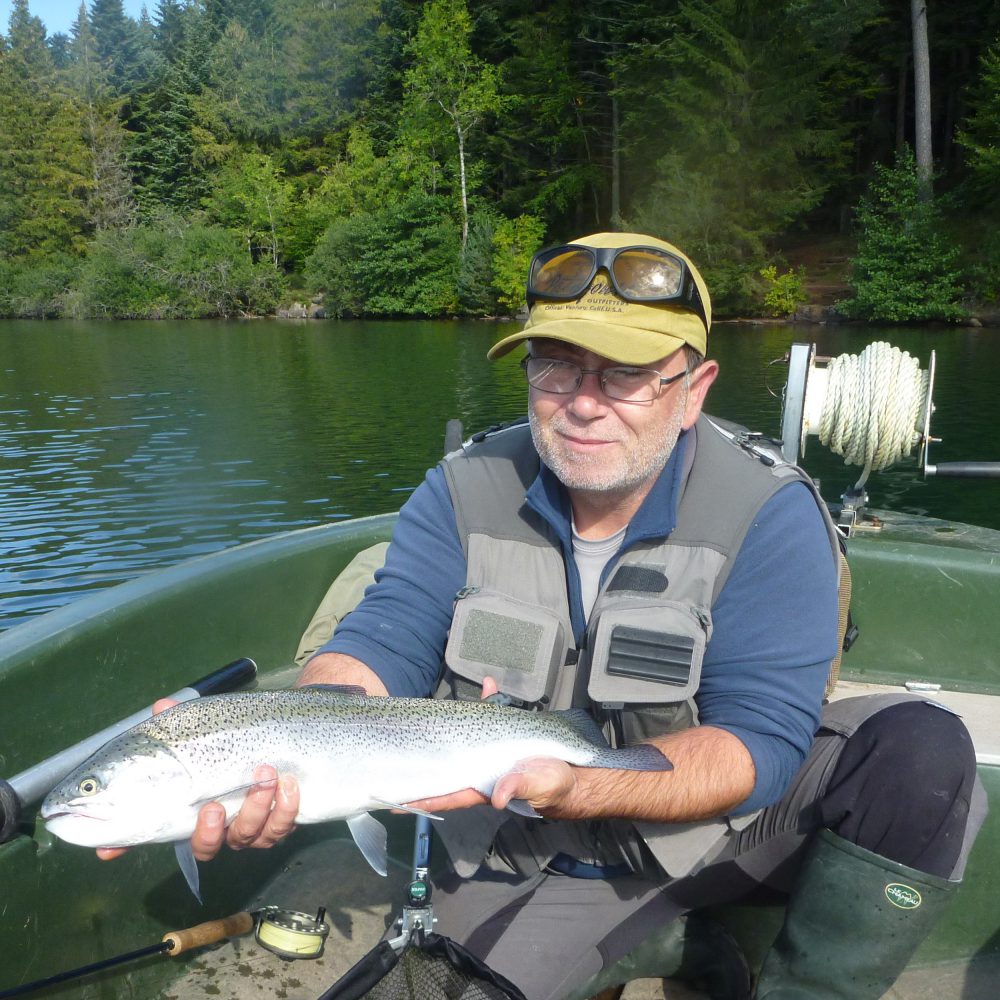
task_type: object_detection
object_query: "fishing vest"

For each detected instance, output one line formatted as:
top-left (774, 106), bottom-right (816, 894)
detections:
top-left (437, 414), bottom-right (843, 878)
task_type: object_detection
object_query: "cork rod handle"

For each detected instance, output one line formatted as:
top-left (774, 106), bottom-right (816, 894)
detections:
top-left (163, 911), bottom-right (255, 955)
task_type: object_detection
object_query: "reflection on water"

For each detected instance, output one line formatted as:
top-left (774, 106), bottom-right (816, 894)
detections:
top-left (1, 319), bottom-right (998, 630)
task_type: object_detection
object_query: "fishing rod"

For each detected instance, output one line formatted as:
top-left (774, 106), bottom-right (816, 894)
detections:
top-left (0, 911), bottom-right (255, 999)
top-left (0, 904), bottom-right (331, 998)
top-left (0, 657), bottom-right (258, 843)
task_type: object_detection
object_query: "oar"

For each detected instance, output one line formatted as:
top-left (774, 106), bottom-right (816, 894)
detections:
top-left (0, 910), bottom-right (255, 998)
top-left (0, 657), bottom-right (257, 843)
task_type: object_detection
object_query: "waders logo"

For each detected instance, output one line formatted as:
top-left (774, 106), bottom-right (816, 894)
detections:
top-left (885, 882), bottom-right (922, 909)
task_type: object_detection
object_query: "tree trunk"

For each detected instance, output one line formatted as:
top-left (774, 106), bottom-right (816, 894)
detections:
top-left (610, 86), bottom-right (622, 229)
top-left (910, 0), bottom-right (933, 198)
top-left (456, 118), bottom-right (469, 250)
top-left (896, 56), bottom-right (908, 153)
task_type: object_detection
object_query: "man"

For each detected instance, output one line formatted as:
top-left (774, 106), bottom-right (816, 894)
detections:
top-left (131, 233), bottom-right (983, 999)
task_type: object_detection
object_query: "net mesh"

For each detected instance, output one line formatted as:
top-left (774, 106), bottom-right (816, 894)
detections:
top-left (321, 934), bottom-right (527, 1000)
top-left (365, 947), bottom-right (513, 1000)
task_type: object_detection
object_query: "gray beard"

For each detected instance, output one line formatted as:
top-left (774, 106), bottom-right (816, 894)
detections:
top-left (528, 390), bottom-right (687, 503)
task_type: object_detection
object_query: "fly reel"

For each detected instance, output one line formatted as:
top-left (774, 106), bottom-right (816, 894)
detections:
top-left (255, 906), bottom-right (330, 960)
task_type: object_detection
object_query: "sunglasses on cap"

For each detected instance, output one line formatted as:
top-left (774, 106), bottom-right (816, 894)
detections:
top-left (526, 243), bottom-right (708, 330)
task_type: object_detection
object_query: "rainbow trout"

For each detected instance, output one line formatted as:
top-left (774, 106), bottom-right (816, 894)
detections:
top-left (41, 687), bottom-right (670, 899)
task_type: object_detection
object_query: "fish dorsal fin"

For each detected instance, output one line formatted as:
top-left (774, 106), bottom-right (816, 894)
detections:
top-left (346, 813), bottom-right (389, 876)
top-left (300, 684), bottom-right (368, 697)
top-left (174, 841), bottom-right (202, 903)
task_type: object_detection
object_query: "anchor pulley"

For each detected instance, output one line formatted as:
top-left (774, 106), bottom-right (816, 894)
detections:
top-left (779, 341), bottom-right (1000, 534)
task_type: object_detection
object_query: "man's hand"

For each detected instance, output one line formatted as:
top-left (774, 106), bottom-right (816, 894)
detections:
top-left (188, 763), bottom-right (299, 860)
top-left (491, 757), bottom-right (578, 816)
top-left (404, 756), bottom-right (579, 817)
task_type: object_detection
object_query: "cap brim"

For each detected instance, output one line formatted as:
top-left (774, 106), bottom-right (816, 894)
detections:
top-left (487, 317), bottom-right (690, 366)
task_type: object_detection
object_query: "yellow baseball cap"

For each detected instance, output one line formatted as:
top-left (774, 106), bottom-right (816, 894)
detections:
top-left (488, 232), bottom-right (711, 365)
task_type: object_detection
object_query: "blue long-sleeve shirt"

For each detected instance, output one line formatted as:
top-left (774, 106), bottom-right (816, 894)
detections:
top-left (321, 428), bottom-right (840, 814)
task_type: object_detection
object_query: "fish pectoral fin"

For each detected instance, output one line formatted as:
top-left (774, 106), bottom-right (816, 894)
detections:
top-left (190, 782), bottom-right (258, 810)
top-left (346, 813), bottom-right (389, 877)
top-left (174, 841), bottom-right (202, 904)
top-left (371, 798), bottom-right (443, 821)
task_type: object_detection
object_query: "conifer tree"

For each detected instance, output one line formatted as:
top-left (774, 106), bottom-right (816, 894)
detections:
top-left (152, 0), bottom-right (185, 62)
top-left (842, 145), bottom-right (964, 321)
top-left (627, 0), bottom-right (868, 304)
top-left (6, 0), bottom-right (53, 81)
top-left (90, 0), bottom-right (145, 91)
top-left (129, 69), bottom-right (204, 214)
top-left (0, 40), bottom-right (90, 259)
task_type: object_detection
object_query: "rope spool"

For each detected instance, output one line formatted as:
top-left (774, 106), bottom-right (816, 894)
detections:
top-left (812, 342), bottom-right (929, 488)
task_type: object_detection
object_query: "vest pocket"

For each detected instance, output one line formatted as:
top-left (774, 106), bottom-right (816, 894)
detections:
top-left (586, 599), bottom-right (712, 706)
top-left (445, 587), bottom-right (569, 704)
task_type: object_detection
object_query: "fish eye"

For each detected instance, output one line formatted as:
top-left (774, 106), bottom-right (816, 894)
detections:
top-left (78, 776), bottom-right (101, 796)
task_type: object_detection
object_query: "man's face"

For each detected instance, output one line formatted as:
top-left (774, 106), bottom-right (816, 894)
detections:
top-left (527, 339), bottom-right (716, 500)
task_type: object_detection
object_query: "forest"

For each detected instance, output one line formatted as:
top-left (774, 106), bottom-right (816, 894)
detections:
top-left (2, 0), bottom-right (1000, 322)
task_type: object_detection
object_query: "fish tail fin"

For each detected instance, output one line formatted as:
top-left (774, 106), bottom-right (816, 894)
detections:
top-left (553, 708), bottom-right (612, 746)
top-left (598, 743), bottom-right (673, 772)
top-left (174, 840), bottom-right (202, 904)
top-left (555, 709), bottom-right (673, 772)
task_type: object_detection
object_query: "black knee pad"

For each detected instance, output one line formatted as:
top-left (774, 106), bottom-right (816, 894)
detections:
top-left (819, 700), bottom-right (977, 876)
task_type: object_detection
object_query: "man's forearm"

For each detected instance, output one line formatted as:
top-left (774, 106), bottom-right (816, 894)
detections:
top-left (296, 652), bottom-right (388, 696)
top-left (496, 725), bottom-right (757, 825)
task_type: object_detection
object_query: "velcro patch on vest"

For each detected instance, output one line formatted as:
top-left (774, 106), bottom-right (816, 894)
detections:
top-left (606, 566), bottom-right (669, 594)
top-left (459, 609), bottom-right (544, 673)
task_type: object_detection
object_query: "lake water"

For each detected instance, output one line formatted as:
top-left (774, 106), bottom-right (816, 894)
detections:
top-left (1, 318), bottom-right (998, 631)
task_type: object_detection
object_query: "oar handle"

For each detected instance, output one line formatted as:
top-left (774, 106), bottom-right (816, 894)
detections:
top-left (0, 658), bottom-right (257, 842)
top-left (926, 461), bottom-right (1000, 478)
top-left (163, 911), bottom-right (255, 955)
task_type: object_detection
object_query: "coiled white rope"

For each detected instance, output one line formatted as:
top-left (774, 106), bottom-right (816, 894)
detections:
top-left (817, 342), bottom-right (929, 488)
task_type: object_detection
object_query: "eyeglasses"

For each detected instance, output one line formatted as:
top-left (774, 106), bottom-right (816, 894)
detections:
top-left (521, 356), bottom-right (688, 403)
top-left (526, 243), bottom-right (708, 329)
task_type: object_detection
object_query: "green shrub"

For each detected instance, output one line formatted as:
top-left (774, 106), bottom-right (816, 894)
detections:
top-left (840, 147), bottom-right (966, 322)
top-left (491, 214), bottom-right (544, 315)
top-left (0, 254), bottom-right (80, 318)
top-left (961, 226), bottom-right (1000, 303)
top-left (306, 193), bottom-right (461, 317)
top-left (74, 217), bottom-right (285, 318)
top-left (698, 261), bottom-right (761, 315)
top-left (759, 265), bottom-right (807, 317)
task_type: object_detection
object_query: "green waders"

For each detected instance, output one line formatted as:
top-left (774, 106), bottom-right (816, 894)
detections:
top-left (754, 829), bottom-right (957, 999)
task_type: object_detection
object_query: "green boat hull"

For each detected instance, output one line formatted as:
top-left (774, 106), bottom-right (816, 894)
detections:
top-left (0, 509), bottom-right (997, 997)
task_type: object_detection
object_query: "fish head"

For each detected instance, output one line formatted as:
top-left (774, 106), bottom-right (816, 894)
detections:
top-left (41, 731), bottom-right (200, 848)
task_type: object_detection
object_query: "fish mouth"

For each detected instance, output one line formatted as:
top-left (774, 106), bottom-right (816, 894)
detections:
top-left (41, 807), bottom-right (105, 823)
